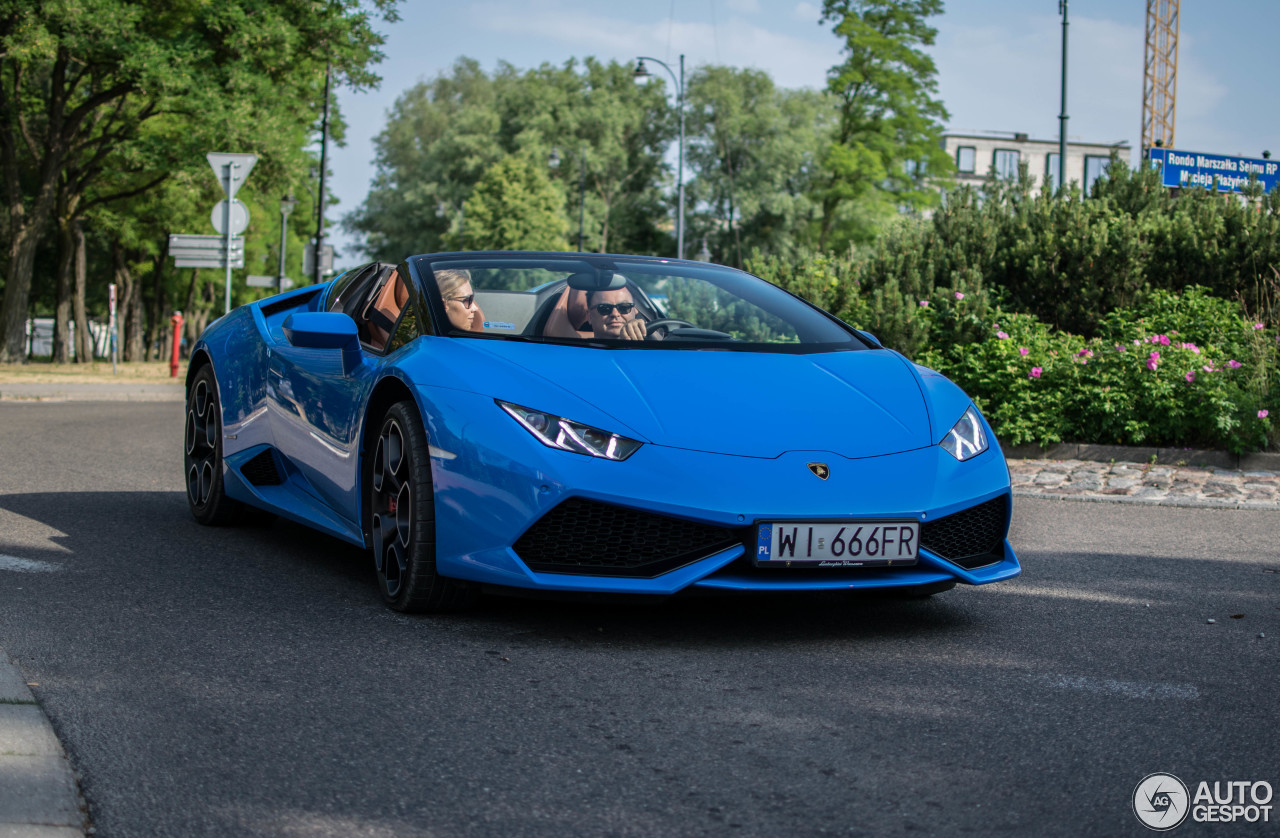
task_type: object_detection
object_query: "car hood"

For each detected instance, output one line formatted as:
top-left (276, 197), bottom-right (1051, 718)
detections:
top-left (459, 342), bottom-right (932, 459)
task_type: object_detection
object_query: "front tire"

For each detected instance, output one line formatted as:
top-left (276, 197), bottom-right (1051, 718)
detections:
top-left (184, 365), bottom-right (247, 525)
top-left (369, 400), bottom-right (475, 612)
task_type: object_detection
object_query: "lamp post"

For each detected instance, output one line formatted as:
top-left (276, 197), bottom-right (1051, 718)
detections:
top-left (635, 55), bottom-right (685, 259)
top-left (277, 195), bottom-right (296, 295)
top-left (1058, 1), bottom-right (1069, 193)
top-left (551, 146), bottom-right (588, 252)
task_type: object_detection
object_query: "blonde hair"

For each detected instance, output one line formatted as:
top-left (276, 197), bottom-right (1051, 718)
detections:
top-left (435, 268), bottom-right (472, 299)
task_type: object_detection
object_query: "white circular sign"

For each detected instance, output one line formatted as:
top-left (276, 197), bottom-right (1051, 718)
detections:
top-left (211, 200), bottom-right (250, 236)
top-left (1133, 773), bottom-right (1190, 831)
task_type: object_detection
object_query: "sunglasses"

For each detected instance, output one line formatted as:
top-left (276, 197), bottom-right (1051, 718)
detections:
top-left (594, 302), bottom-right (636, 315)
top-left (447, 294), bottom-right (476, 307)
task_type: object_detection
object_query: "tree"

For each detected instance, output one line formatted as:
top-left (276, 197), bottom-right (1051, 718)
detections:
top-left (0, 0), bottom-right (397, 363)
top-left (455, 156), bottom-right (569, 252)
top-left (345, 57), bottom-right (673, 260)
top-left (814, 0), bottom-right (952, 251)
top-left (684, 66), bottom-right (831, 266)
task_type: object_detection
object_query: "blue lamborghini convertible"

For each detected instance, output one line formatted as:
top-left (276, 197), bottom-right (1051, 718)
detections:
top-left (184, 252), bottom-right (1020, 611)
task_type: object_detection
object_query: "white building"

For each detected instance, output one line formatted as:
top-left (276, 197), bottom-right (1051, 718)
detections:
top-left (942, 132), bottom-right (1130, 193)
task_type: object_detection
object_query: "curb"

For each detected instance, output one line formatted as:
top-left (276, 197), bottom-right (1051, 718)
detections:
top-left (0, 651), bottom-right (87, 837)
top-left (1004, 441), bottom-right (1280, 473)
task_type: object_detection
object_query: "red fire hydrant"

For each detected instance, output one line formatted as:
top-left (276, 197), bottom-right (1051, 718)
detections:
top-left (170, 311), bottom-right (184, 378)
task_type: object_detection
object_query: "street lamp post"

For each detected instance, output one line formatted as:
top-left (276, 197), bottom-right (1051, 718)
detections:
top-left (277, 195), bottom-right (296, 295)
top-left (635, 55), bottom-right (685, 259)
top-left (1058, 1), bottom-right (1069, 194)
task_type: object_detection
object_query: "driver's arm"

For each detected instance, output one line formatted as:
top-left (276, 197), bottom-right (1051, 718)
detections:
top-left (620, 318), bottom-right (646, 341)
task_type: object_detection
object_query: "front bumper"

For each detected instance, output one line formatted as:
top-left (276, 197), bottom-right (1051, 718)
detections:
top-left (419, 388), bottom-right (1020, 595)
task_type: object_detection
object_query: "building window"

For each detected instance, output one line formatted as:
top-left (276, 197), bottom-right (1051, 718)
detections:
top-left (956, 146), bottom-right (976, 173)
top-left (1046, 153), bottom-right (1061, 190)
top-left (1084, 155), bottom-right (1110, 193)
top-left (993, 149), bottom-right (1020, 180)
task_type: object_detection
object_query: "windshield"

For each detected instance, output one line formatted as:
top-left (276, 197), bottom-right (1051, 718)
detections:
top-left (411, 254), bottom-right (864, 353)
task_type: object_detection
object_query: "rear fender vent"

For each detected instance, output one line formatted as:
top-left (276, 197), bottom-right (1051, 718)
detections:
top-left (240, 449), bottom-right (284, 486)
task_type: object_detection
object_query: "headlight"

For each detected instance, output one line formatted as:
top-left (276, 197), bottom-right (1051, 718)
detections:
top-left (940, 405), bottom-right (988, 461)
top-left (498, 401), bottom-right (642, 461)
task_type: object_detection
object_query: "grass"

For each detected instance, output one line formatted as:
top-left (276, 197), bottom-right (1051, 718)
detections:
top-left (0, 360), bottom-right (185, 384)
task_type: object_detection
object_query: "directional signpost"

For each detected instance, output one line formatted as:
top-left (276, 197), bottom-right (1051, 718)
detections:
top-left (170, 234), bottom-right (245, 269)
top-left (1148, 148), bottom-right (1280, 194)
top-left (207, 152), bottom-right (258, 314)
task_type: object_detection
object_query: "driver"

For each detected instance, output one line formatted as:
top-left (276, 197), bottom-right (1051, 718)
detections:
top-left (586, 287), bottom-right (646, 340)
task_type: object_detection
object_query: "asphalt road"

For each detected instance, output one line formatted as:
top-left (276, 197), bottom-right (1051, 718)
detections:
top-left (0, 402), bottom-right (1277, 837)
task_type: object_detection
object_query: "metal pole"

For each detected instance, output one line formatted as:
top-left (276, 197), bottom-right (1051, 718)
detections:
top-left (277, 198), bottom-right (293, 295)
top-left (677, 54), bottom-right (685, 260)
top-left (578, 148), bottom-right (586, 252)
top-left (1058, 0), bottom-right (1069, 193)
top-left (314, 63), bottom-right (331, 285)
top-left (223, 163), bottom-right (234, 314)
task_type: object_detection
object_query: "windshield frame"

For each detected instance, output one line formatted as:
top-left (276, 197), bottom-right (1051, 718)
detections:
top-left (408, 251), bottom-right (872, 354)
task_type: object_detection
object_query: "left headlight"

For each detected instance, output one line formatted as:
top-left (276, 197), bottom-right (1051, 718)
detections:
top-left (940, 405), bottom-right (989, 461)
top-left (498, 401), bottom-right (642, 461)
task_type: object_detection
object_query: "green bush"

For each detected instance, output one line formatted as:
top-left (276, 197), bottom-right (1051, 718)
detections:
top-left (921, 287), bottom-right (1278, 453)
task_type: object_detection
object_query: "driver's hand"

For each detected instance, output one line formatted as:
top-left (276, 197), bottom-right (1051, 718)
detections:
top-left (620, 318), bottom-right (647, 341)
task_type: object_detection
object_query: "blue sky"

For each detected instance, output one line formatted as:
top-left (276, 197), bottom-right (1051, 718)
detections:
top-left (324, 0), bottom-right (1279, 256)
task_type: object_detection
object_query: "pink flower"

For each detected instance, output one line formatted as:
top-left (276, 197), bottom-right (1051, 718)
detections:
top-left (1158, 335), bottom-right (1171, 346)
top-left (954, 291), bottom-right (965, 300)
top-left (919, 300), bottom-right (929, 307)
top-left (1203, 364), bottom-right (1215, 373)
top-left (1149, 351), bottom-right (1160, 360)
top-left (1185, 371), bottom-right (1195, 383)
top-left (1019, 347), bottom-right (1029, 356)
top-left (1133, 339), bottom-right (1141, 346)
top-left (1147, 357), bottom-right (1159, 372)
top-left (1115, 344), bottom-right (1126, 352)
top-left (996, 331), bottom-right (1009, 340)
top-left (1254, 323), bottom-right (1265, 330)
top-left (1029, 367), bottom-right (1042, 379)
top-left (1075, 349), bottom-right (1093, 358)
top-left (1228, 360), bottom-right (1242, 369)
top-left (1260, 410), bottom-right (1270, 419)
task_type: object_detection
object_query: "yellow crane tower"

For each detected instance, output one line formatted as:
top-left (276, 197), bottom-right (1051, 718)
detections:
top-left (1140, 0), bottom-right (1179, 152)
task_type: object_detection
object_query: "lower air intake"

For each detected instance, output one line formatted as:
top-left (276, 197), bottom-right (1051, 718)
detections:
top-left (514, 498), bottom-right (740, 578)
top-left (920, 495), bottom-right (1007, 569)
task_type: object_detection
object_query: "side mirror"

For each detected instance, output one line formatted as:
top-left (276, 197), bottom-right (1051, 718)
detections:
top-left (856, 329), bottom-right (883, 348)
top-left (283, 312), bottom-right (362, 373)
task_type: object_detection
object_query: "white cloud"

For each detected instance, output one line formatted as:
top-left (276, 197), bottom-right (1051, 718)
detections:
top-left (470, 1), bottom-right (838, 89)
top-left (793, 2), bottom-right (820, 22)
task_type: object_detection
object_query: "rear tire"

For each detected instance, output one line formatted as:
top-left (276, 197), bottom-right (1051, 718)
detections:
top-left (369, 400), bottom-right (475, 612)
top-left (184, 365), bottom-right (248, 526)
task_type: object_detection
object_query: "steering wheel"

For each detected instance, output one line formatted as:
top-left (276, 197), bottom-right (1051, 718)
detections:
top-left (646, 318), bottom-right (697, 337)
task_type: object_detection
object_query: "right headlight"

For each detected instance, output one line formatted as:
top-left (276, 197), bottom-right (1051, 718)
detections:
top-left (498, 401), bottom-right (642, 461)
top-left (940, 405), bottom-right (988, 462)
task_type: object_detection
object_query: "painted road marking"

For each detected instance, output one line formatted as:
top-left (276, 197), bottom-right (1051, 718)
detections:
top-left (0, 554), bottom-right (61, 573)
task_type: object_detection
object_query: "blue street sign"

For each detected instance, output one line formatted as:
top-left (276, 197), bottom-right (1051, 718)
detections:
top-left (1148, 148), bottom-right (1280, 193)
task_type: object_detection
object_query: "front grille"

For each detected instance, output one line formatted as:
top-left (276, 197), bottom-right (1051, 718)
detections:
top-left (240, 449), bottom-right (283, 486)
top-left (513, 498), bottom-right (740, 578)
top-left (920, 495), bottom-right (1007, 569)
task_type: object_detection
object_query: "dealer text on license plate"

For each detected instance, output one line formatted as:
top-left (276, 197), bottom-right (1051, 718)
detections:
top-left (755, 521), bottom-right (919, 567)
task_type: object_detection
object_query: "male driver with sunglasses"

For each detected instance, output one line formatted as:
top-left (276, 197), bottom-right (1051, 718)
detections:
top-left (585, 287), bottom-right (647, 341)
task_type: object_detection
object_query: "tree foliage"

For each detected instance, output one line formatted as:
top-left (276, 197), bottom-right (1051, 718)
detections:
top-left (814, 0), bottom-right (952, 251)
top-left (0, 0), bottom-right (397, 361)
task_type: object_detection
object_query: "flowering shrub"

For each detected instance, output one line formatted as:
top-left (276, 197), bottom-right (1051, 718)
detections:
top-left (917, 287), bottom-right (1278, 452)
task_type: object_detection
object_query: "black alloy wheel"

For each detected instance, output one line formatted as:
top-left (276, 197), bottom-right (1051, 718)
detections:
top-left (369, 400), bottom-right (475, 612)
top-left (184, 365), bottom-right (246, 525)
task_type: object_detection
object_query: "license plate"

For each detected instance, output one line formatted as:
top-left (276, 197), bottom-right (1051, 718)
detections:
top-left (755, 521), bottom-right (919, 568)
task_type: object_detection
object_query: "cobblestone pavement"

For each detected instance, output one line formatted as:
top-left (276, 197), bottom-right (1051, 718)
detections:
top-left (1010, 458), bottom-right (1280, 509)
